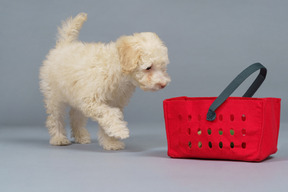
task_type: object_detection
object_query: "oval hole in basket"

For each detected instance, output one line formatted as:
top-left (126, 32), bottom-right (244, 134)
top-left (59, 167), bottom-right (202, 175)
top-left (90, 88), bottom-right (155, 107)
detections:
top-left (219, 128), bottom-right (223, 135)
top-left (197, 129), bottom-right (202, 135)
top-left (188, 115), bottom-right (192, 121)
top-left (219, 114), bottom-right (223, 121)
top-left (208, 142), bottom-right (212, 148)
top-left (207, 128), bottom-right (212, 135)
top-left (230, 129), bottom-right (235, 136)
top-left (188, 141), bottom-right (192, 148)
top-left (242, 128), bottom-right (246, 136)
top-left (230, 114), bottom-right (234, 121)
top-left (188, 128), bottom-right (191, 135)
top-left (219, 141), bottom-right (223, 149)
top-left (230, 142), bottom-right (235, 149)
top-left (198, 141), bottom-right (202, 148)
top-left (242, 114), bottom-right (246, 121)
top-left (242, 142), bottom-right (246, 149)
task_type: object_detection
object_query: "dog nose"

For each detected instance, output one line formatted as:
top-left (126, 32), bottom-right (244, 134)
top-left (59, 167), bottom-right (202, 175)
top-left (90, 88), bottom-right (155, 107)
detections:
top-left (158, 83), bottom-right (167, 89)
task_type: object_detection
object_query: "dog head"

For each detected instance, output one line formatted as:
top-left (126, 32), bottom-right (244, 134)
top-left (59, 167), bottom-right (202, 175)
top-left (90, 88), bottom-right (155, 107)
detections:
top-left (116, 32), bottom-right (171, 91)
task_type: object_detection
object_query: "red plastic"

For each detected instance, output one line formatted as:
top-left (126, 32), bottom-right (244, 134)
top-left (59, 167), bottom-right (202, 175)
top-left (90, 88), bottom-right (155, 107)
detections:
top-left (163, 96), bottom-right (281, 162)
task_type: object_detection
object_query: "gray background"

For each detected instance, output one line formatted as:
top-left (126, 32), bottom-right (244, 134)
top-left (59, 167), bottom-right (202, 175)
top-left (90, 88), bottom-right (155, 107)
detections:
top-left (0, 0), bottom-right (287, 126)
top-left (1, 1), bottom-right (288, 192)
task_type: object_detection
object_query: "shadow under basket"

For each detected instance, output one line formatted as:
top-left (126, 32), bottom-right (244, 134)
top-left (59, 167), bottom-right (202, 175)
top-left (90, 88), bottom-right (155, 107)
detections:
top-left (163, 63), bottom-right (281, 162)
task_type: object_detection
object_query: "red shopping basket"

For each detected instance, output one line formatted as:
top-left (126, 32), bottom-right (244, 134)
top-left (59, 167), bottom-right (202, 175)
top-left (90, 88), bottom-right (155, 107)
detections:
top-left (163, 63), bottom-right (281, 161)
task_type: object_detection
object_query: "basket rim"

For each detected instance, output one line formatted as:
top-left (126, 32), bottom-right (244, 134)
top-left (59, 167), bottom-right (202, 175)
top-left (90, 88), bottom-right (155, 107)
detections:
top-left (164, 96), bottom-right (281, 102)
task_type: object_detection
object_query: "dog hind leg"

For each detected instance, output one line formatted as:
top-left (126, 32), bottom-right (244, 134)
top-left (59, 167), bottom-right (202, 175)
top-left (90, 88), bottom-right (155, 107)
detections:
top-left (69, 107), bottom-right (91, 144)
top-left (45, 101), bottom-right (71, 146)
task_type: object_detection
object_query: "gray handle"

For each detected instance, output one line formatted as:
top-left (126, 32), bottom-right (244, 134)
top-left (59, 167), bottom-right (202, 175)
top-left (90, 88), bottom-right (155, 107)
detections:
top-left (206, 63), bottom-right (267, 121)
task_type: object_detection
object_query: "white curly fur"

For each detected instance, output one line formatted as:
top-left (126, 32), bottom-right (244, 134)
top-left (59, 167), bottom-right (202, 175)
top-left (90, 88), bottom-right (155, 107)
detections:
top-left (39, 13), bottom-right (170, 150)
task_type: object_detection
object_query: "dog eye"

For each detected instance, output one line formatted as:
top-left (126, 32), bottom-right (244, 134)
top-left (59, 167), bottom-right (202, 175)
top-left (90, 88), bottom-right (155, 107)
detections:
top-left (146, 66), bottom-right (152, 70)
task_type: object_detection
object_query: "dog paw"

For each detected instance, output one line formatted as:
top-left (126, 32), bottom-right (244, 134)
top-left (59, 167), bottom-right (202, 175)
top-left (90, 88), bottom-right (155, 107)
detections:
top-left (50, 136), bottom-right (71, 146)
top-left (102, 140), bottom-right (125, 150)
top-left (106, 126), bottom-right (129, 140)
top-left (99, 138), bottom-right (125, 150)
top-left (73, 129), bottom-right (91, 144)
top-left (74, 136), bottom-right (91, 144)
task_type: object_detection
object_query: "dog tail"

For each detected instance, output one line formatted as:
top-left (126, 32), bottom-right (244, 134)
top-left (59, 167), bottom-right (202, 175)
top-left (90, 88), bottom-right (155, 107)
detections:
top-left (57, 12), bottom-right (87, 44)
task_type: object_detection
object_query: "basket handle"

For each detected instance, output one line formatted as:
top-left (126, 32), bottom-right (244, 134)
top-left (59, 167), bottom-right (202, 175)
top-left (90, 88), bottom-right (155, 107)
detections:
top-left (206, 63), bottom-right (267, 121)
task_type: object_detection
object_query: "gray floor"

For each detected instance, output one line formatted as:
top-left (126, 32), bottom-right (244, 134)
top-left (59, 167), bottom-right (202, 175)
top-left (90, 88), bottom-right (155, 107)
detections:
top-left (1, 122), bottom-right (288, 192)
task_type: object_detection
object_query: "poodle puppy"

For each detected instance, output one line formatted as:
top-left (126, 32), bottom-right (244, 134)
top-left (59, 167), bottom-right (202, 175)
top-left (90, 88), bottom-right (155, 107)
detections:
top-left (39, 13), bottom-right (170, 150)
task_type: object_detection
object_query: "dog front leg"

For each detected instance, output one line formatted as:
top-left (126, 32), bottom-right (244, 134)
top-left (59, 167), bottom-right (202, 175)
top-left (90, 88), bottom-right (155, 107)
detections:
top-left (98, 126), bottom-right (125, 150)
top-left (80, 101), bottom-right (129, 140)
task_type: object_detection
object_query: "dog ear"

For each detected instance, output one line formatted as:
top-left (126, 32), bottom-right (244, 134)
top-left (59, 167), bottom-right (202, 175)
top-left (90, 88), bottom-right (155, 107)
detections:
top-left (116, 36), bottom-right (141, 73)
